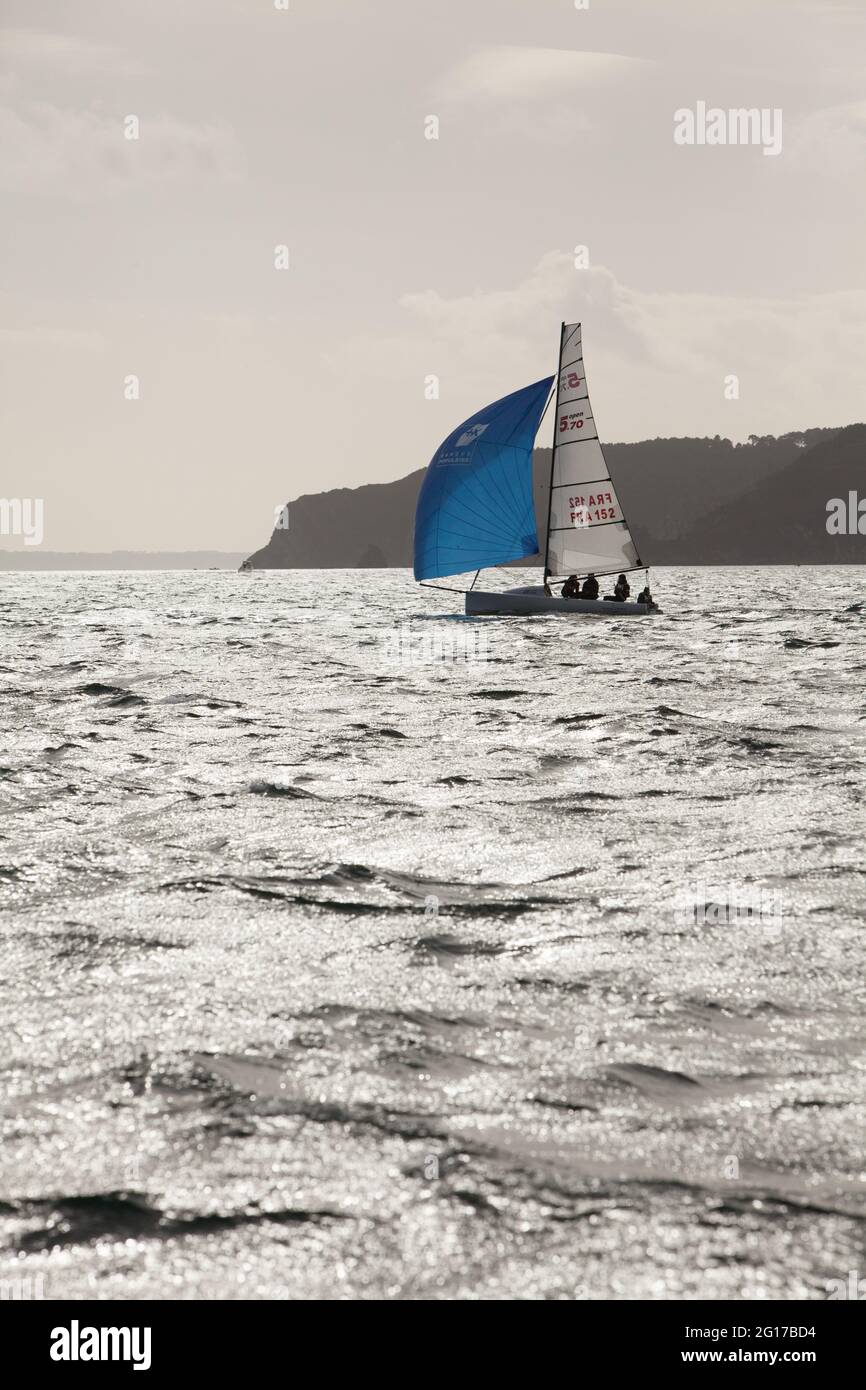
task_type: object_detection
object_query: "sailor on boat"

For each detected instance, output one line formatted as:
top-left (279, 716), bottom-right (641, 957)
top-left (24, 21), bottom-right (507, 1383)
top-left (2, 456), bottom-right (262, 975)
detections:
top-left (614, 573), bottom-right (631, 602)
top-left (580, 573), bottom-right (599, 600)
top-left (561, 574), bottom-right (580, 599)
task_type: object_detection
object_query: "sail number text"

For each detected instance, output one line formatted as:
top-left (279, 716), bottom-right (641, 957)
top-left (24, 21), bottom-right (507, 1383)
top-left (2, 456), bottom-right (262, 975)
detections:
top-left (568, 491), bottom-right (617, 525)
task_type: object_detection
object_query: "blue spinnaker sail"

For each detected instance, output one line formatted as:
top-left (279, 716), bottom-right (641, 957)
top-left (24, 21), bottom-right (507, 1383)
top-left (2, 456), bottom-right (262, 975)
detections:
top-left (413, 376), bottom-right (554, 581)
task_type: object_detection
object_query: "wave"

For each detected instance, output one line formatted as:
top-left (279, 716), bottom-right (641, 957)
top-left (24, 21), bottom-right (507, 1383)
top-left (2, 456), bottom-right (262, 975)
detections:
top-left (10, 1192), bottom-right (352, 1252)
top-left (783, 637), bottom-right (841, 649)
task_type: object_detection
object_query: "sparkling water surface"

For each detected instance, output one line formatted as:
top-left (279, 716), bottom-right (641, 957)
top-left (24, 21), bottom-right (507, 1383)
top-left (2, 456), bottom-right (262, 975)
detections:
top-left (1, 567), bottom-right (864, 1300)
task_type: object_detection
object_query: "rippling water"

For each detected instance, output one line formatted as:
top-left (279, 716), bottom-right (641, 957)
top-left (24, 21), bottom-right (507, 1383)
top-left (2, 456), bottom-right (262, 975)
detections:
top-left (1, 566), bottom-right (864, 1300)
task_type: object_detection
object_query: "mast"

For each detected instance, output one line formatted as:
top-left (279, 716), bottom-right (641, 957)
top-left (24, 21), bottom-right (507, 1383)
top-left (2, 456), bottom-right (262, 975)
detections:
top-left (542, 320), bottom-right (566, 583)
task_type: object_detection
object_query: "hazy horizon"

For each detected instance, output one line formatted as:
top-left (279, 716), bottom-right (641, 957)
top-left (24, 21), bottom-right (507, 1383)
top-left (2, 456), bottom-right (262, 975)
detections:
top-left (2, 0), bottom-right (864, 552)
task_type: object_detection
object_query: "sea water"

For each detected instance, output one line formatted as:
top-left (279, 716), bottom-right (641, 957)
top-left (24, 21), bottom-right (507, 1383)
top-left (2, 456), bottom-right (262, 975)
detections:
top-left (0, 567), bottom-right (864, 1299)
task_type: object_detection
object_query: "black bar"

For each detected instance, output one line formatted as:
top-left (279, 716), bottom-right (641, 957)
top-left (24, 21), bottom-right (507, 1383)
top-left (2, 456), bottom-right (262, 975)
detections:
top-left (9, 1297), bottom-right (861, 1372)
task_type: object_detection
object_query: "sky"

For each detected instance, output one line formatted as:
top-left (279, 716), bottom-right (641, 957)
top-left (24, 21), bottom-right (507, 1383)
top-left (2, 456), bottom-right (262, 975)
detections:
top-left (1, 0), bottom-right (864, 552)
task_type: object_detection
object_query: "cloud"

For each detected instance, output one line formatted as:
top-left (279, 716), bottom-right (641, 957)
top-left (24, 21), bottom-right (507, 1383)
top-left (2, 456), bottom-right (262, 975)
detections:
top-left (0, 102), bottom-right (244, 196)
top-left (1, 28), bottom-right (137, 73)
top-left (339, 253), bottom-right (866, 442)
top-left (438, 46), bottom-right (649, 105)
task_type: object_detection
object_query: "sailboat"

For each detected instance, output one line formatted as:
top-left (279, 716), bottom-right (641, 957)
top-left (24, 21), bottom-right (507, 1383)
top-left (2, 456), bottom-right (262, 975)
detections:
top-left (413, 322), bottom-right (657, 616)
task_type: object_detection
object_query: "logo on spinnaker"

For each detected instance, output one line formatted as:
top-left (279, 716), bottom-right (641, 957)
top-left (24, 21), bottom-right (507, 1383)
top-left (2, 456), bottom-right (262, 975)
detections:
top-left (455, 423), bottom-right (489, 447)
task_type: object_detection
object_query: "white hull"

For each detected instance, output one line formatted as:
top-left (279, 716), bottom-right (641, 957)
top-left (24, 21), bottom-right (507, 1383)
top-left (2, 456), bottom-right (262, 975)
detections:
top-left (464, 585), bottom-right (658, 617)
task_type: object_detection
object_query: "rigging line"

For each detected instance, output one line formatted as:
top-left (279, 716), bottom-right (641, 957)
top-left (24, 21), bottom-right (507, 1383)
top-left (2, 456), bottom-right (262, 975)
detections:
top-left (536, 378), bottom-right (556, 432)
top-left (547, 563), bottom-right (646, 580)
top-left (542, 321), bottom-right (566, 581)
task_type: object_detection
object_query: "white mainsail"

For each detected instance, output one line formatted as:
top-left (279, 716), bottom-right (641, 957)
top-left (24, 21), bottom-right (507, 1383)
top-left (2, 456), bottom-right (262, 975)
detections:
top-left (544, 322), bottom-right (640, 578)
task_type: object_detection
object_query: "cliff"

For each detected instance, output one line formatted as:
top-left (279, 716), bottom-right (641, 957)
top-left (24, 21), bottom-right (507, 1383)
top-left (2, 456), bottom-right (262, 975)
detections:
top-left (244, 425), bottom-right (865, 568)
